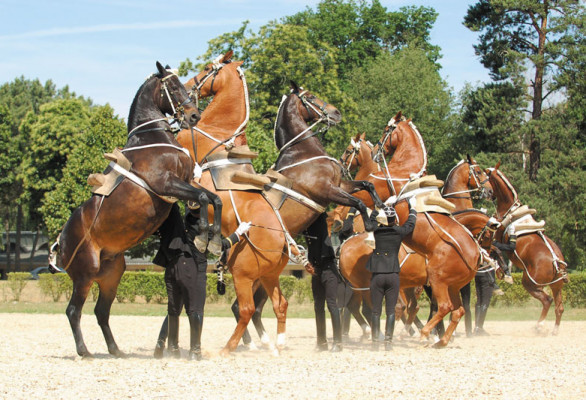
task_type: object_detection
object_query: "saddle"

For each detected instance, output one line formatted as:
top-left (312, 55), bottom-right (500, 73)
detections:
top-left (507, 213), bottom-right (546, 236)
top-left (87, 148), bottom-right (130, 196)
top-left (397, 175), bottom-right (455, 215)
top-left (262, 169), bottom-right (294, 210)
top-left (205, 147), bottom-right (263, 191)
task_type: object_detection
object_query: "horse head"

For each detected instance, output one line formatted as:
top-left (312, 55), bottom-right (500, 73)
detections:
top-left (186, 50), bottom-right (244, 100)
top-left (340, 132), bottom-right (367, 173)
top-left (465, 154), bottom-right (493, 199)
top-left (289, 81), bottom-right (342, 126)
top-left (155, 61), bottom-right (200, 128)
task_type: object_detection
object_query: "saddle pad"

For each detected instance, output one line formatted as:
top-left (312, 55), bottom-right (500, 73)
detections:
top-left (89, 169), bottom-right (125, 196)
top-left (413, 188), bottom-right (455, 214)
top-left (508, 214), bottom-right (546, 236)
top-left (262, 169), bottom-right (294, 210)
top-left (401, 174), bottom-right (444, 194)
top-left (209, 161), bottom-right (262, 191)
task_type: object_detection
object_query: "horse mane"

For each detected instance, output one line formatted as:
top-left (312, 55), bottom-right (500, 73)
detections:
top-left (488, 167), bottom-right (519, 203)
top-left (127, 73), bottom-right (160, 124)
top-left (441, 160), bottom-right (466, 194)
top-left (402, 119), bottom-right (428, 176)
top-left (452, 208), bottom-right (488, 217)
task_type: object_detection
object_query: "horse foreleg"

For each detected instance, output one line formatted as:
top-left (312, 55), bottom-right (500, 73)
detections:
top-left (261, 275), bottom-right (288, 354)
top-left (340, 180), bottom-right (384, 209)
top-left (66, 277), bottom-right (93, 358)
top-left (199, 187), bottom-right (223, 256)
top-left (95, 255), bottom-right (126, 357)
top-left (433, 288), bottom-right (465, 348)
top-left (325, 186), bottom-right (378, 232)
top-left (251, 285), bottom-right (270, 346)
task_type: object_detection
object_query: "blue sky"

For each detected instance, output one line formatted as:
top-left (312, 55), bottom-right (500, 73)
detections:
top-left (0, 0), bottom-right (489, 120)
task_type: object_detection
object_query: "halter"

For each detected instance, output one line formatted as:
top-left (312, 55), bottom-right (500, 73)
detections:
top-left (442, 161), bottom-right (490, 200)
top-left (274, 90), bottom-right (339, 172)
top-left (187, 57), bottom-right (250, 163)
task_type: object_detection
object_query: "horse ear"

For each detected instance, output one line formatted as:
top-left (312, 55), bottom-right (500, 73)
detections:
top-left (467, 154), bottom-right (473, 164)
top-left (290, 81), bottom-right (300, 93)
top-left (360, 132), bottom-right (366, 140)
top-left (495, 161), bottom-right (501, 170)
top-left (224, 50), bottom-right (234, 62)
top-left (156, 61), bottom-right (166, 75)
top-left (394, 111), bottom-right (403, 121)
top-left (354, 133), bottom-right (362, 141)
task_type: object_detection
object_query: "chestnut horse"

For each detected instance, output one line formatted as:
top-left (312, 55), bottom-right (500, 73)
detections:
top-left (176, 53), bottom-right (382, 354)
top-left (486, 163), bottom-right (567, 334)
top-left (50, 62), bottom-right (220, 357)
top-left (337, 115), bottom-right (481, 347)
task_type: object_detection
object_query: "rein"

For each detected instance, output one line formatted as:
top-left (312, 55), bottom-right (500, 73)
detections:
top-left (442, 161), bottom-right (489, 200)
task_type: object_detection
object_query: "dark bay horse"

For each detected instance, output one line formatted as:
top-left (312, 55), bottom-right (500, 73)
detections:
top-left (52, 62), bottom-right (222, 358)
top-left (176, 53), bottom-right (382, 354)
top-left (337, 115), bottom-right (481, 347)
top-left (486, 163), bottom-right (567, 334)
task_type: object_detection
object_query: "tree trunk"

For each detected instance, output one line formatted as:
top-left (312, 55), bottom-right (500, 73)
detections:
top-left (29, 227), bottom-right (39, 268)
top-left (4, 218), bottom-right (11, 273)
top-left (15, 204), bottom-right (22, 272)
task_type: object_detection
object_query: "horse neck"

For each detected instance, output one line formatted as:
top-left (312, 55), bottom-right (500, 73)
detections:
top-left (492, 174), bottom-right (517, 218)
top-left (127, 78), bottom-right (165, 133)
top-left (385, 128), bottom-right (426, 185)
top-left (274, 98), bottom-right (325, 168)
top-left (443, 162), bottom-right (474, 211)
top-left (176, 70), bottom-right (247, 161)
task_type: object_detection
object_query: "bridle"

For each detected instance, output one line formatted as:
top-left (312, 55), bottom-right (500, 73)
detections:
top-left (128, 70), bottom-right (196, 139)
top-left (187, 55), bottom-right (250, 164)
top-left (274, 89), bottom-right (340, 173)
top-left (443, 162), bottom-right (491, 201)
top-left (339, 136), bottom-right (363, 179)
top-left (370, 116), bottom-right (427, 196)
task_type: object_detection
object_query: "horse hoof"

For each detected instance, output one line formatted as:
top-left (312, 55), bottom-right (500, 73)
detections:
top-left (194, 235), bottom-right (208, 253)
top-left (432, 340), bottom-right (447, 349)
top-left (80, 352), bottom-right (94, 360)
top-left (207, 237), bottom-right (222, 256)
top-left (220, 347), bottom-right (231, 357)
top-left (331, 220), bottom-right (343, 233)
top-left (110, 349), bottom-right (126, 358)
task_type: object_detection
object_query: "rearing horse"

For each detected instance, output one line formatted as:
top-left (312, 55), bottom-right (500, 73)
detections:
top-left (486, 163), bottom-right (567, 335)
top-left (337, 114), bottom-right (481, 347)
top-left (176, 54), bottom-right (382, 354)
top-left (51, 62), bottom-right (219, 358)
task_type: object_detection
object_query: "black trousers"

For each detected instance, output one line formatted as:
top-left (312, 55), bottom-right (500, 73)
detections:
top-left (312, 269), bottom-right (339, 314)
top-left (475, 270), bottom-right (495, 308)
top-left (165, 257), bottom-right (207, 316)
top-left (370, 272), bottom-right (400, 317)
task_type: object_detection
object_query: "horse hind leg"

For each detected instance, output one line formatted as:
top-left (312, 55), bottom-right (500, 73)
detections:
top-left (432, 287), bottom-right (465, 348)
top-left (94, 255), bottom-right (126, 357)
top-left (251, 285), bottom-right (271, 347)
top-left (221, 278), bottom-right (256, 356)
top-left (523, 279), bottom-right (553, 334)
top-left (551, 284), bottom-right (564, 336)
top-left (66, 276), bottom-right (94, 358)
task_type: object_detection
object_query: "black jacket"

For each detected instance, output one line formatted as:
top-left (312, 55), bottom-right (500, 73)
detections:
top-left (304, 213), bottom-right (336, 272)
top-left (365, 208), bottom-right (417, 274)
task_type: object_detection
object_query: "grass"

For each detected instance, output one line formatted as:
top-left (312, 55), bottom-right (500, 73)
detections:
top-left (1, 301), bottom-right (585, 321)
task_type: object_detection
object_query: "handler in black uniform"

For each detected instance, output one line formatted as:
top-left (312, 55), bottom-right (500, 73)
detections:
top-left (153, 204), bottom-right (250, 360)
top-left (305, 213), bottom-right (343, 352)
top-left (366, 198), bottom-right (417, 350)
top-left (473, 226), bottom-right (517, 336)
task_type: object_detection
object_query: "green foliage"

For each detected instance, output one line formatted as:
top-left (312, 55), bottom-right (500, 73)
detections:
top-left (38, 273), bottom-right (71, 302)
top-left (346, 46), bottom-right (457, 177)
top-left (41, 104), bottom-right (126, 239)
top-left (6, 272), bottom-right (29, 301)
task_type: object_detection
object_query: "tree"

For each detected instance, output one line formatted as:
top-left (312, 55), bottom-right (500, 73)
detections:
top-left (464, 0), bottom-right (585, 181)
top-left (346, 46), bottom-right (456, 177)
top-left (41, 104), bottom-right (126, 239)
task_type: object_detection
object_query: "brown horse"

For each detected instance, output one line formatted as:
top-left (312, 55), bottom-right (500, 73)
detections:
top-left (51, 62), bottom-right (218, 358)
top-left (176, 53), bottom-right (382, 354)
top-left (337, 115), bottom-right (481, 347)
top-left (486, 163), bottom-right (567, 334)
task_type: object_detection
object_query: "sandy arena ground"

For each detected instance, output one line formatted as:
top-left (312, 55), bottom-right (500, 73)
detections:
top-left (0, 314), bottom-right (584, 399)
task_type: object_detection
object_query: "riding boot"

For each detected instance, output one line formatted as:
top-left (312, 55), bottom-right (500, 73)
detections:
top-left (341, 307), bottom-right (351, 341)
top-left (371, 314), bottom-right (381, 351)
top-left (474, 304), bottom-right (490, 336)
top-left (384, 313), bottom-right (395, 351)
top-left (154, 316), bottom-right (169, 359)
top-left (315, 310), bottom-right (328, 351)
top-left (329, 308), bottom-right (343, 352)
top-left (167, 315), bottom-right (181, 358)
top-left (188, 313), bottom-right (203, 361)
top-left (464, 307), bottom-right (472, 338)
